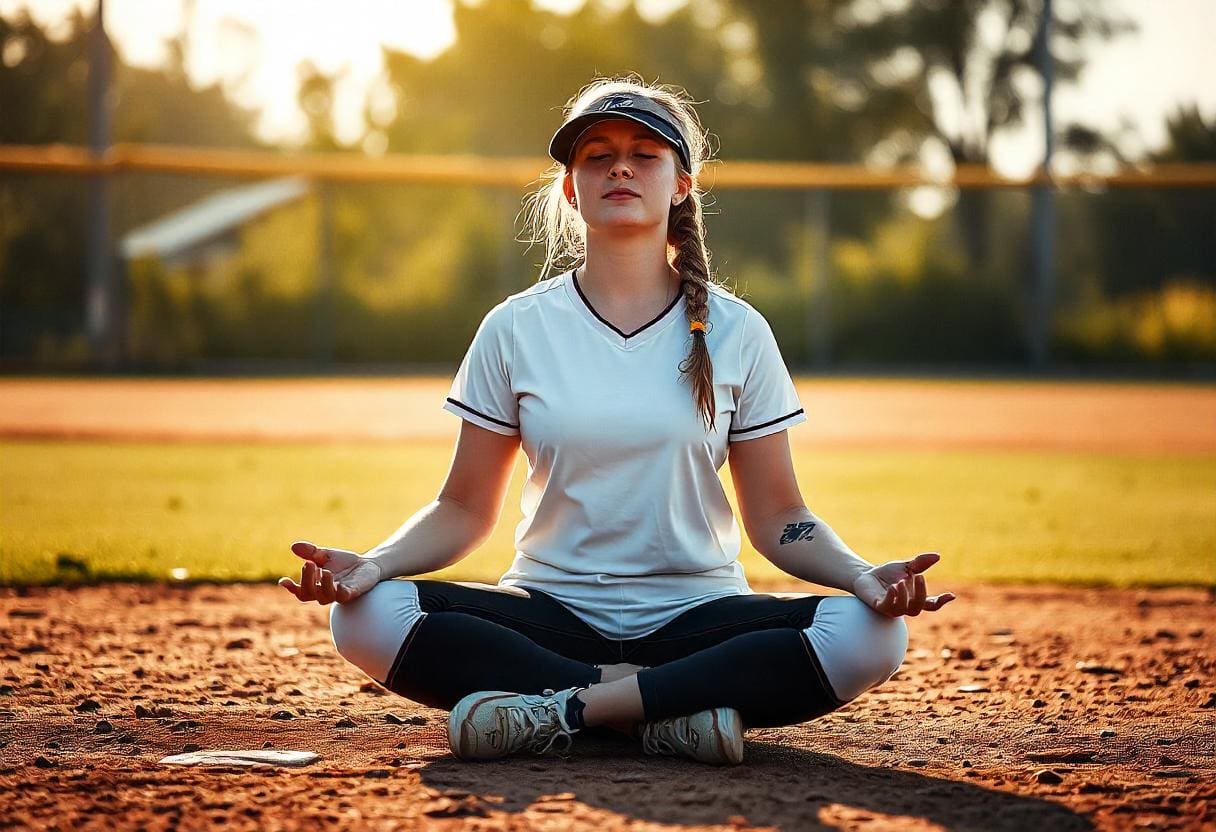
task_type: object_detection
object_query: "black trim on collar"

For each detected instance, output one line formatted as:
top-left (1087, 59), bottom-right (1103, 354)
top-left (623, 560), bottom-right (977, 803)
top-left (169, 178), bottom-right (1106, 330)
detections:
top-left (572, 268), bottom-right (685, 340)
top-left (446, 397), bottom-right (519, 429)
top-left (728, 408), bottom-right (805, 435)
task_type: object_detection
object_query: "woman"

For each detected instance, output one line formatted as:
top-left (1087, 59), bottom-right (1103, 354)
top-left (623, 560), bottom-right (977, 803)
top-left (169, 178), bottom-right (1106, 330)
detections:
top-left (280, 76), bottom-right (955, 766)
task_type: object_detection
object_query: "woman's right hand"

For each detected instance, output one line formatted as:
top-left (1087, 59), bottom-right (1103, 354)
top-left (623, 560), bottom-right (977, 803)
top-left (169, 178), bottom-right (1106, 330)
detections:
top-left (278, 541), bottom-right (383, 605)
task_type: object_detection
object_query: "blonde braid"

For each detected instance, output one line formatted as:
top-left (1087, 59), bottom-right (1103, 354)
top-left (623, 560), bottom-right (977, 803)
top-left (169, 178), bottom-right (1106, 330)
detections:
top-left (670, 197), bottom-right (716, 431)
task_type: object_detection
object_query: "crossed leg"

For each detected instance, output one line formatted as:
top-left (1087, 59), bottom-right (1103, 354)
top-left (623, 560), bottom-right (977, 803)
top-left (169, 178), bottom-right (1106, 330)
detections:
top-left (328, 580), bottom-right (908, 730)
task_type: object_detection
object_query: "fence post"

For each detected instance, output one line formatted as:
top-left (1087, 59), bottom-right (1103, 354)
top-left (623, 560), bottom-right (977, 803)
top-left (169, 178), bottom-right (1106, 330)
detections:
top-left (313, 180), bottom-right (335, 367)
top-left (804, 188), bottom-right (832, 368)
top-left (1029, 0), bottom-right (1056, 367)
top-left (85, 0), bottom-right (116, 369)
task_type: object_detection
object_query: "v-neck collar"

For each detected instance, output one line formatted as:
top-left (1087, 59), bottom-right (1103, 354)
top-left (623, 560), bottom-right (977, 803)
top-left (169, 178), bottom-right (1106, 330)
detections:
top-left (567, 267), bottom-right (686, 350)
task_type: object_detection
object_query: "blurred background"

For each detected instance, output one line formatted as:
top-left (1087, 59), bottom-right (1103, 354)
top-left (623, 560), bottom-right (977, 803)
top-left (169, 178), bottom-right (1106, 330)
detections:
top-left (2, 0), bottom-right (1213, 374)
top-left (1, 0), bottom-right (1213, 589)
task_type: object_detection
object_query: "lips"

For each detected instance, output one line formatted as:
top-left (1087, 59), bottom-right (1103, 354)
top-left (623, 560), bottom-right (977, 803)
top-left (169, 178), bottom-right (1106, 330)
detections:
top-left (604, 188), bottom-right (640, 198)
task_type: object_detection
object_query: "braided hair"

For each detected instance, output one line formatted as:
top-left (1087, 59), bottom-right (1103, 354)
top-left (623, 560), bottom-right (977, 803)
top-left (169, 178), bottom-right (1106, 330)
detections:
top-left (521, 74), bottom-right (722, 432)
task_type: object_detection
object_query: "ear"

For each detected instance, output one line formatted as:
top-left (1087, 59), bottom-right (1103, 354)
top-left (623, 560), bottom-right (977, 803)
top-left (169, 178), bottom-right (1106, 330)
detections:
top-left (562, 173), bottom-right (575, 204)
top-left (672, 170), bottom-right (692, 206)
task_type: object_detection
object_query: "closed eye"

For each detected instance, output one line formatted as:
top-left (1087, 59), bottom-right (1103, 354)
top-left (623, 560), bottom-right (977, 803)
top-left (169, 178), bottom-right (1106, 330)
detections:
top-left (588, 154), bottom-right (657, 160)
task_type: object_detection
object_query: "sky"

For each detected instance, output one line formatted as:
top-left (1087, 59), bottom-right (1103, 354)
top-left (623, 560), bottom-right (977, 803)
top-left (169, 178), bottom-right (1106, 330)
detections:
top-left (4, 0), bottom-right (1213, 175)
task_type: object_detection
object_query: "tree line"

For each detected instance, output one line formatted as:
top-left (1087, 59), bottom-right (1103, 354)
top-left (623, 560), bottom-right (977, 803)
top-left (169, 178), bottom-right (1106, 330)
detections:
top-left (1, 0), bottom-right (1213, 369)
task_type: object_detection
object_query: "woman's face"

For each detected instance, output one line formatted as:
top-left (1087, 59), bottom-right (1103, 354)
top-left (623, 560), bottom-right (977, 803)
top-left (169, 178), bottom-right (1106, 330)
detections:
top-left (563, 117), bottom-right (689, 233)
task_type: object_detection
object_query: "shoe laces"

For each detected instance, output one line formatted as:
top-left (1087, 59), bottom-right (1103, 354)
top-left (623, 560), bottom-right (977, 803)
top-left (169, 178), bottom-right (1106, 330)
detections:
top-left (641, 715), bottom-right (697, 756)
top-left (500, 688), bottom-right (575, 756)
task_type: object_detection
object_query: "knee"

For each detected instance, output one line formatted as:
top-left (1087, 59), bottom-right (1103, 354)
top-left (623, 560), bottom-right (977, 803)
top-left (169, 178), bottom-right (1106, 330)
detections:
top-left (328, 580), bottom-right (425, 684)
top-left (804, 596), bottom-right (909, 702)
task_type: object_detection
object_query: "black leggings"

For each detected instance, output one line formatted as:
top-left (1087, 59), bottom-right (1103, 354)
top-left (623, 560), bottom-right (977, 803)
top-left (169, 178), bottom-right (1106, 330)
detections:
top-left (382, 581), bottom-right (849, 728)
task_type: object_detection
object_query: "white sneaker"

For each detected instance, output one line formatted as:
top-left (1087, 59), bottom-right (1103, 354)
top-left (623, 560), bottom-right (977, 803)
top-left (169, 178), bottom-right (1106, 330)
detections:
top-left (448, 687), bottom-right (583, 761)
top-left (640, 706), bottom-right (744, 765)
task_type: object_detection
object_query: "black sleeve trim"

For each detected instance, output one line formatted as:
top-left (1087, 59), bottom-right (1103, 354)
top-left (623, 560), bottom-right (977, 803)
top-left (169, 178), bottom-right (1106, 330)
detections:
top-left (445, 397), bottom-right (519, 429)
top-left (728, 408), bottom-right (805, 436)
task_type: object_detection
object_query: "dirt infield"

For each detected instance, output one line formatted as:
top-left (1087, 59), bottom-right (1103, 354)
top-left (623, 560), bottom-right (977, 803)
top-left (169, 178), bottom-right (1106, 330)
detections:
top-left (3, 377), bottom-right (1214, 451)
top-left (1, 582), bottom-right (1212, 831)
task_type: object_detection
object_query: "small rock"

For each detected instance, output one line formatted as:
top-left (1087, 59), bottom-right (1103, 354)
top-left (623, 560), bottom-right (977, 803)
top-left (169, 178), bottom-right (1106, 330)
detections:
top-left (182, 743), bottom-right (201, 753)
top-left (170, 720), bottom-right (200, 732)
top-left (335, 718), bottom-right (357, 728)
top-left (94, 720), bottom-right (114, 734)
top-left (907, 759), bottom-right (928, 767)
top-left (226, 638), bottom-right (253, 650)
top-left (878, 743), bottom-right (894, 751)
top-left (262, 741), bottom-right (274, 748)
top-left (1076, 662), bottom-right (1122, 676)
top-left (395, 741), bottom-right (406, 749)
top-left (1200, 692), bottom-right (1216, 709)
top-left (1183, 678), bottom-right (1200, 689)
top-left (1099, 729), bottom-right (1116, 738)
top-left (74, 699), bottom-right (101, 713)
top-left (270, 710), bottom-right (294, 720)
top-left (0, 685), bottom-right (13, 696)
top-left (134, 704), bottom-right (154, 719)
top-left (1159, 756), bottom-right (1183, 767)
top-left (363, 769), bottom-right (391, 779)
top-left (957, 647), bottom-right (975, 660)
top-left (34, 756), bottom-right (56, 769)
top-left (384, 713), bottom-right (406, 725)
top-left (1034, 769), bottom-right (1063, 784)
top-left (962, 760), bottom-right (972, 768)
top-left (1155, 629), bottom-right (1177, 639)
top-left (1155, 737), bottom-right (1177, 745)
top-left (45, 741), bottom-right (60, 749)
top-left (958, 684), bottom-right (990, 693)
top-left (1032, 699), bottom-right (1046, 708)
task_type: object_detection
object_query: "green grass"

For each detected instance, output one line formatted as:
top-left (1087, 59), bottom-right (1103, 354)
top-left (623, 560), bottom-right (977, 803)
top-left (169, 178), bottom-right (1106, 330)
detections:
top-left (1, 440), bottom-right (1213, 587)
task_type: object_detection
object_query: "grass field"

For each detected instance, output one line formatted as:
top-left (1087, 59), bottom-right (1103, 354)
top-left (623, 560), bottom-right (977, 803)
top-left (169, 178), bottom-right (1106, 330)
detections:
top-left (2, 439), bottom-right (1213, 587)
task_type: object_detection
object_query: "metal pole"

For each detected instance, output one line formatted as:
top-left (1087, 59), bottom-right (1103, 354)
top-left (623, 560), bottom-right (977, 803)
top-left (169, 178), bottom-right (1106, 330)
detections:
top-left (804, 189), bottom-right (832, 367)
top-left (85, 0), bottom-right (115, 368)
top-left (313, 181), bottom-right (335, 366)
top-left (1029, 0), bottom-right (1056, 368)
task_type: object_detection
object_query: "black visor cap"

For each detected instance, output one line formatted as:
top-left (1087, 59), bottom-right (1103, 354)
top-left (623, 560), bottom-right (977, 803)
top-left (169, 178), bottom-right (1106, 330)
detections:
top-left (549, 94), bottom-right (691, 171)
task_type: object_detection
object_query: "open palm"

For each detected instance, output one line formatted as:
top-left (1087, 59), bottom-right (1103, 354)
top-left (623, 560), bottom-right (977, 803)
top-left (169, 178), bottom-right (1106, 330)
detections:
top-left (278, 541), bottom-right (382, 605)
top-left (853, 552), bottom-right (956, 618)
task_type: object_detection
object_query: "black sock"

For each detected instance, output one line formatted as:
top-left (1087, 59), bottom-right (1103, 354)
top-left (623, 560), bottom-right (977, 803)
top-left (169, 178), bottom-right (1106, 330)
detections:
top-left (563, 690), bottom-right (587, 730)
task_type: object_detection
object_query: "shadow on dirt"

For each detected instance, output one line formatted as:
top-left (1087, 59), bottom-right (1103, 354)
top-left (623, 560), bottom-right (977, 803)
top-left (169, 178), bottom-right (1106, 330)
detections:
top-left (413, 733), bottom-right (1092, 831)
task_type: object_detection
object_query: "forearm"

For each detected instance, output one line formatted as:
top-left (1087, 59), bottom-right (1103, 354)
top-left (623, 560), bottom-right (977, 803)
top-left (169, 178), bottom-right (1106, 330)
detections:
top-left (361, 498), bottom-right (491, 580)
top-left (751, 505), bottom-right (874, 593)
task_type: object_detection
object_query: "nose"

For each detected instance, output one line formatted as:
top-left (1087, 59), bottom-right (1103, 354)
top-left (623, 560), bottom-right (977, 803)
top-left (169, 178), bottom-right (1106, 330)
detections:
top-left (609, 159), bottom-right (633, 179)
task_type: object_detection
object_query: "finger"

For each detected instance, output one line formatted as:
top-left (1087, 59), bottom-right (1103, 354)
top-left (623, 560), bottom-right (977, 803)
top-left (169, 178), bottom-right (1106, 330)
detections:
top-left (907, 574), bottom-right (927, 616)
top-left (923, 592), bottom-right (957, 611)
top-left (290, 541), bottom-right (331, 566)
top-left (872, 583), bottom-right (895, 615)
top-left (278, 577), bottom-right (302, 599)
top-left (319, 569), bottom-right (337, 604)
top-left (894, 578), bottom-right (910, 615)
top-left (298, 561), bottom-right (318, 601)
top-left (907, 552), bottom-right (941, 574)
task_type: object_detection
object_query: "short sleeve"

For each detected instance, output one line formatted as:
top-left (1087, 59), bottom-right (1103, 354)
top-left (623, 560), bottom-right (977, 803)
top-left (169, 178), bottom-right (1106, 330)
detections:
top-left (442, 301), bottom-right (520, 436)
top-left (729, 308), bottom-right (807, 442)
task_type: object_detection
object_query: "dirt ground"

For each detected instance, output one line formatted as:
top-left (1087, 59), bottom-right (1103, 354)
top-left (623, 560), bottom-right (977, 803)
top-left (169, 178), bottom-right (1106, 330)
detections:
top-left (3, 377), bottom-right (1214, 452)
top-left (1, 582), bottom-right (1212, 831)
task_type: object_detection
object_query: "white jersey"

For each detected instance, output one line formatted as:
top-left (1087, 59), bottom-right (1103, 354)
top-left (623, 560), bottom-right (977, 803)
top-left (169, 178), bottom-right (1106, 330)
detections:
top-left (442, 269), bottom-right (807, 639)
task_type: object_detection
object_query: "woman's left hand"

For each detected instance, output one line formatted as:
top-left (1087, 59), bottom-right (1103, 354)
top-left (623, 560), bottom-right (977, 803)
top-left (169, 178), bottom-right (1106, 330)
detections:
top-left (852, 552), bottom-right (956, 618)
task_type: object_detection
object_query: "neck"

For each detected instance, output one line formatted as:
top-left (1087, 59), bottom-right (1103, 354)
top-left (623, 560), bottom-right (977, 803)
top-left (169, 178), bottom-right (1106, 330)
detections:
top-left (579, 229), bottom-right (679, 309)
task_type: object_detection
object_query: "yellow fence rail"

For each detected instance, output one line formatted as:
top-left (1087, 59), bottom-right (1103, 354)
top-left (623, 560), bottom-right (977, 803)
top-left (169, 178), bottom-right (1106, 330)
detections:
top-left (3, 143), bottom-right (1215, 189)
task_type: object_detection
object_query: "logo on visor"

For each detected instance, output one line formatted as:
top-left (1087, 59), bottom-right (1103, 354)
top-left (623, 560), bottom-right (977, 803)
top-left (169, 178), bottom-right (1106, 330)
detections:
top-left (599, 96), bottom-right (634, 110)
